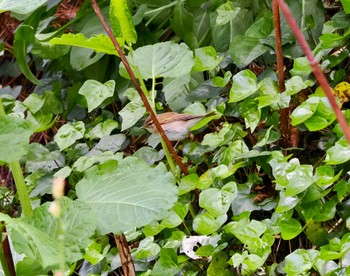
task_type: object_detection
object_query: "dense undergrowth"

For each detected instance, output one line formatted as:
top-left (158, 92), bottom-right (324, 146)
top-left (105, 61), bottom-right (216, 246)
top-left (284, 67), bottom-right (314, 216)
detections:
top-left (1, 0), bottom-right (350, 275)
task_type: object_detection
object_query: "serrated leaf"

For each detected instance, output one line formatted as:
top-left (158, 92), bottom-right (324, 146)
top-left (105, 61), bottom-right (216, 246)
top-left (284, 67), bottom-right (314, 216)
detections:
top-left (76, 157), bottom-right (177, 234)
top-left (50, 33), bottom-right (122, 56)
top-left (109, 0), bottom-right (137, 44)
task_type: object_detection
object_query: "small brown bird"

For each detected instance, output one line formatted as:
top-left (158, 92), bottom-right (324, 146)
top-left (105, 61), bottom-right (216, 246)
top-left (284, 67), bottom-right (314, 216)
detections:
top-left (144, 111), bottom-right (216, 141)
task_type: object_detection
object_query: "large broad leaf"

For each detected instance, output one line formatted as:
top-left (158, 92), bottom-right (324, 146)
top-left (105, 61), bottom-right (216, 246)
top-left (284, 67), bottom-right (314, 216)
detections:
top-left (0, 213), bottom-right (60, 271)
top-left (119, 42), bottom-right (194, 80)
top-left (31, 197), bottom-right (96, 263)
top-left (0, 0), bottom-right (47, 16)
top-left (76, 157), bottom-right (177, 234)
top-left (0, 115), bottom-right (32, 163)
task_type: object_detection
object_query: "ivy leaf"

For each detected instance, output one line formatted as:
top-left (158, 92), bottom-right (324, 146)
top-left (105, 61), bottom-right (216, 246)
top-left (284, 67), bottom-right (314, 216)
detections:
top-left (193, 212), bottom-right (227, 235)
top-left (199, 182), bottom-right (237, 217)
top-left (283, 249), bottom-right (319, 275)
top-left (78, 80), bottom-right (115, 112)
top-left (193, 46), bottom-right (222, 72)
top-left (278, 217), bottom-right (303, 240)
top-left (325, 139), bottom-right (350, 165)
top-left (229, 70), bottom-right (258, 102)
top-left (55, 121), bottom-right (85, 150)
top-left (76, 157), bottom-right (177, 234)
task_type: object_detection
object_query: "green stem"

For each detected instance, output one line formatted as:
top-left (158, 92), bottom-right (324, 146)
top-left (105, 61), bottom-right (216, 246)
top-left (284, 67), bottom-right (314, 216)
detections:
top-left (160, 138), bottom-right (177, 176)
top-left (10, 162), bottom-right (32, 217)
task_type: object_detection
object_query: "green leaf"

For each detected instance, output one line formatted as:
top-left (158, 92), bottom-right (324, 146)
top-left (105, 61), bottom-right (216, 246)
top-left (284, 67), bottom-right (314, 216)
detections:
top-left (283, 249), bottom-right (319, 275)
top-left (193, 212), bottom-right (227, 235)
top-left (341, 0), bottom-right (350, 14)
top-left (0, 0), bottom-right (47, 15)
top-left (229, 70), bottom-right (258, 102)
top-left (290, 57), bottom-right (312, 77)
top-left (325, 139), bottom-right (350, 165)
top-left (178, 174), bottom-right (199, 195)
top-left (229, 36), bottom-right (268, 68)
top-left (290, 97), bottom-right (319, 125)
top-left (85, 119), bottom-right (119, 140)
top-left (76, 157), bottom-right (177, 234)
top-left (199, 182), bottom-right (237, 217)
top-left (225, 218), bottom-right (268, 250)
top-left (151, 248), bottom-right (181, 276)
top-left (192, 46), bottom-right (222, 72)
top-left (83, 242), bottom-right (105, 265)
top-left (14, 25), bottom-right (41, 85)
top-left (215, 2), bottom-right (240, 25)
top-left (0, 115), bottom-right (32, 163)
top-left (50, 33), bottom-right (121, 56)
top-left (31, 197), bottom-right (96, 263)
top-left (120, 42), bottom-right (194, 79)
top-left (26, 143), bottom-right (64, 173)
top-left (278, 218), bottom-right (303, 240)
top-left (171, 1), bottom-right (197, 49)
top-left (54, 121), bottom-right (85, 150)
top-left (238, 97), bottom-right (260, 132)
top-left (285, 76), bottom-right (313, 96)
top-left (207, 251), bottom-right (229, 275)
top-left (0, 213), bottom-right (60, 271)
top-left (78, 80), bottom-right (115, 112)
top-left (135, 237), bottom-right (161, 259)
top-left (119, 89), bottom-right (145, 131)
top-left (109, 0), bottom-right (137, 44)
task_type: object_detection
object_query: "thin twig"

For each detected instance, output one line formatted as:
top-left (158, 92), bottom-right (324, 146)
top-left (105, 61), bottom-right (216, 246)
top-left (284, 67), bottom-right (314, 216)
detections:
top-left (275, 0), bottom-right (350, 144)
top-left (89, 0), bottom-right (188, 175)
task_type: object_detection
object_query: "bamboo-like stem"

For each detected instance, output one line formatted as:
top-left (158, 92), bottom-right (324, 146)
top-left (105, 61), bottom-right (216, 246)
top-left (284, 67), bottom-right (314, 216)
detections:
top-left (275, 0), bottom-right (350, 144)
top-left (89, 0), bottom-right (188, 175)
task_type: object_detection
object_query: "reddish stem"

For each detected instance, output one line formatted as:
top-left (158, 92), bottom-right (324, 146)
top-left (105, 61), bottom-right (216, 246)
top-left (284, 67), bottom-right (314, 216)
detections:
top-left (275, 0), bottom-right (350, 144)
top-left (273, 0), bottom-right (291, 147)
top-left (89, 0), bottom-right (188, 175)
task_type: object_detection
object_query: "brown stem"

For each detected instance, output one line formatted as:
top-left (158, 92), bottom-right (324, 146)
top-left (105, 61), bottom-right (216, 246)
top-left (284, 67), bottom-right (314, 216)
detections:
top-left (89, 0), bottom-right (188, 175)
top-left (114, 234), bottom-right (135, 276)
top-left (273, 0), bottom-right (292, 148)
top-left (276, 0), bottom-right (350, 144)
top-left (2, 226), bottom-right (16, 276)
